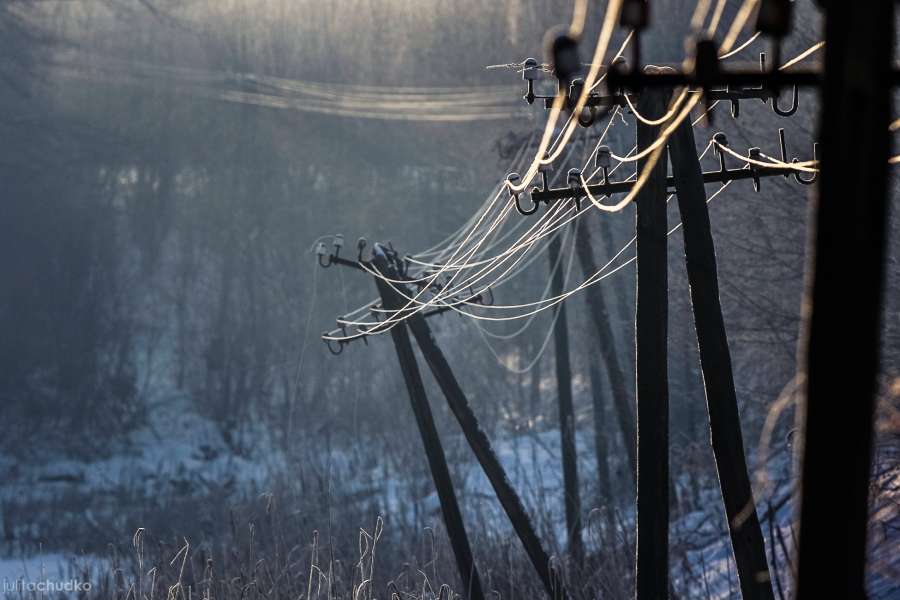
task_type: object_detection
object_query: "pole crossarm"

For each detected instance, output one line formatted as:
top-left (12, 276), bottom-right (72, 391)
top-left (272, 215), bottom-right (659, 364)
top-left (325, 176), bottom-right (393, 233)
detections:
top-left (607, 67), bottom-right (823, 91)
top-left (606, 65), bottom-right (900, 94)
top-left (545, 83), bottom-right (784, 111)
top-left (318, 245), bottom-right (494, 355)
top-left (529, 161), bottom-right (811, 205)
top-left (321, 241), bottom-right (572, 599)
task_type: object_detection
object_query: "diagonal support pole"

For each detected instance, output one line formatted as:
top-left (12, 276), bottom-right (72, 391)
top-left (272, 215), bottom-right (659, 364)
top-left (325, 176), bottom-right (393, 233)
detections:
top-left (371, 253), bottom-right (485, 600)
top-left (547, 229), bottom-right (584, 564)
top-left (575, 216), bottom-right (638, 482)
top-left (634, 87), bottom-right (671, 600)
top-left (405, 308), bottom-right (570, 600)
top-left (669, 118), bottom-right (775, 600)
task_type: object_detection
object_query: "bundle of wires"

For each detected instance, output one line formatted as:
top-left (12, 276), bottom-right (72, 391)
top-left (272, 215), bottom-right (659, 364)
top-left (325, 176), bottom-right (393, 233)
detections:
top-left (325, 0), bottom-right (825, 357)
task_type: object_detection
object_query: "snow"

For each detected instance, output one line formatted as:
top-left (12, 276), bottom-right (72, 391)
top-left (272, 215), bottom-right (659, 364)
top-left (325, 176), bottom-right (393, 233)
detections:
top-left (1, 394), bottom-right (897, 599)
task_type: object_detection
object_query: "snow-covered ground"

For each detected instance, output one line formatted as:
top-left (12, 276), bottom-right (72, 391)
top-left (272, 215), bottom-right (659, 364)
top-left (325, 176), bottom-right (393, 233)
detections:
top-left (1, 394), bottom-right (897, 599)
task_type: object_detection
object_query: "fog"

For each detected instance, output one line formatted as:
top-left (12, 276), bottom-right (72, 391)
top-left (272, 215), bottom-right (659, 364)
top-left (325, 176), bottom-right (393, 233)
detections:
top-left (1, 1), bottom-right (898, 599)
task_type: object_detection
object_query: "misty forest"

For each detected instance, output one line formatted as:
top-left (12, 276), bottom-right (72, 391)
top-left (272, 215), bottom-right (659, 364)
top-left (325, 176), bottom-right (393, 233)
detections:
top-left (1, 0), bottom-right (898, 599)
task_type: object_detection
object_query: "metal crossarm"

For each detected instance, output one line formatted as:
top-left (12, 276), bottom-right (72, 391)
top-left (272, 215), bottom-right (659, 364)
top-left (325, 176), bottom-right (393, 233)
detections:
top-left (529, 162), bottom-right (810, 204)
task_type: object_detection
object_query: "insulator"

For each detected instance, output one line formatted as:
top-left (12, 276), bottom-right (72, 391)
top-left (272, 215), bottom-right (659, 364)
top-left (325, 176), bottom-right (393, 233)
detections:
top-left (693, 37), bottom-right (720, 82)
top-left (756, 0), bottom-right (792, 39)
top-left (595, 146), bottom-right (612, 169)
top-left (546, 27), bottom-right (581, 85)
top-left (620, 0), bottom-right (649, 30)
top-left (569, 77), bottom-right (585, 102)
top-left (523, 57), bottom-right (539, 81)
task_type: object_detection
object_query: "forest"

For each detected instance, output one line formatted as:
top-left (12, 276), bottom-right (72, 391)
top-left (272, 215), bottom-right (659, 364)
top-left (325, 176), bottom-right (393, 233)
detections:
top-left (0, 0), bottom-right (898, 598)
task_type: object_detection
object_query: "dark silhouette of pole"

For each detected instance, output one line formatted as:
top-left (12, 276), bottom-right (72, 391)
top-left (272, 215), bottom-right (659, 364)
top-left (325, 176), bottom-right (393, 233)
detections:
top-left (795, 4), bottom-right (894, 599)
top-left (575, 216), bottom-right (638, 481)
top-left (669, 119), bottom-right (775, 600)
top-left (586, 349), bottom-right (616, 537)
top-left (633, 87), bottom-right (670, 600)
top-left (371, 252), bottom-right (485, 600)
top-left (546, 229), bottom-right (584, 563)
top-left (405, 310), bottom-right (570, 600)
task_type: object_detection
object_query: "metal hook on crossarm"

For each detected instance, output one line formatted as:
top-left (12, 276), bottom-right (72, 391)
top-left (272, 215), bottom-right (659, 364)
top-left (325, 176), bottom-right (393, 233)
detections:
top-left (713, 132), bottom-right (729, 173)
top-left (728, 86), bottom-right (741, 119)
top-left (756, 0), bottom-right (798, 117)
top-left (508, 172), bottom-right (540, 215)
top-left (567, 168), bottom-right (583, 210)
top-left (323, 334), bottom-right (345, 356)
top-left (793, 142), bottom-right (819, 185)
top-left (316, 234), bottom-right (345, 268)
top-left (522, 57), bottom-right (539, 104)
top-left (779, 128), bottom-right (818, 184)
top-left (316, 242), bottom-right (331, 268)
top-left (778, 128), bottom-right (792, 180)
top-left (771, 84), bottom-right (799, 117)
top-left (749, 147), bottom-right (763, 192)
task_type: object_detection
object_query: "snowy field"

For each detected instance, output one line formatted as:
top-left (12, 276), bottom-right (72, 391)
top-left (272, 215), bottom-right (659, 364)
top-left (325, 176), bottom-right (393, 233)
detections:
top-left (1, 392), bottom-right (897, 599)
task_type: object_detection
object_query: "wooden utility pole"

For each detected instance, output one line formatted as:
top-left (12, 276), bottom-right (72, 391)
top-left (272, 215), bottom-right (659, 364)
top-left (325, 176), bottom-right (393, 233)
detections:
top-left (795, 3), bottom-right (894, 599)
top-left (405, 309), bottom-right (569, 600)
top-left (575, 216), bottom-right (638, 480)
top-left (547, 229), bottom-right (584, 563)
top-left (371, 252), bottom-right (485, 600)
top-left (586, 350), bottom-right (616, 536)
top-left (669, 119), bottom-right (775, 600)
top-left (633, 87), bottom-right (670, 600)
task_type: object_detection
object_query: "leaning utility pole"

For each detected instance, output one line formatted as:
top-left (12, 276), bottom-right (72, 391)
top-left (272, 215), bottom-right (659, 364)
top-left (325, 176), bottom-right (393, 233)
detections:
top-left (669, 119), bottom-right (775, 600)
top-left (586, 350), bottom-right (615, 536)
top-left (320, 240), bottom-right (570, 599)
top-left (574, 216), bottom-right (638, 481)
top-left (795, 3), bottom-right (894, 599)
top-left (633, 86), bottom-right (670, 600)
top-left (405, 309), bottom-right (570, 600)
top-left (547, 229), bottom-right (584, 563)
top-left (371, 250), bottom-right (485, 600)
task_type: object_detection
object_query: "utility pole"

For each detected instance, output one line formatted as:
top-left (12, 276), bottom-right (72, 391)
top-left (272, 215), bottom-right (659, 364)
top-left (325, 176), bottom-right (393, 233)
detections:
top-left (586, 348), bottom-right (616, 536)
top-left (547, 229), bottom-right (583, 564)
top-left (633, 87), bottom-right (670, 600)
top-left (320, 243), bottom-right (567, 598)
top-left (795, 3), bottom-right (894, 599)
top-left (669, 118), bottom-right (775, 600)
top-left (371, 251), bottom-right (485, 600)
top-left (405, 309), bottom-right (570, 600)
top-left (575, 216), bottom-right (638, 481)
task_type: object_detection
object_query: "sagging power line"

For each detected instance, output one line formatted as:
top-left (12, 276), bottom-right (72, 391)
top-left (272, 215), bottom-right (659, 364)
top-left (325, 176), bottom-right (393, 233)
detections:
top-left (312, 0), bottom-right (897, 598)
